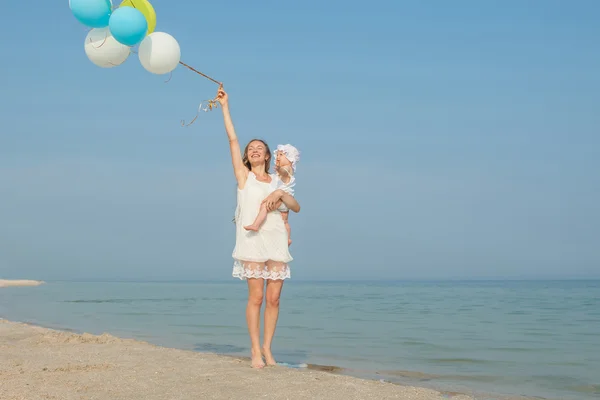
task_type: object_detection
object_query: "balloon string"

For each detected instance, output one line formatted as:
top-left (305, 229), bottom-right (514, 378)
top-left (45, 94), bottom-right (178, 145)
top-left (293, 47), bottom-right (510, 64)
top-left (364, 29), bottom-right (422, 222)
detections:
top-left (176, 61), bottom-right (223, 126)
top-left (181, 98), bottom-right (219, 127)
top-left (178, 61), bottom-right (222, 87)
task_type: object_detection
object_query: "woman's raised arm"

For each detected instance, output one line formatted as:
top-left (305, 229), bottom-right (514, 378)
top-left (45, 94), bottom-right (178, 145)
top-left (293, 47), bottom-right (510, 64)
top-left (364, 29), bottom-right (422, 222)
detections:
top-left (217, 88), bottom-right (248, 187)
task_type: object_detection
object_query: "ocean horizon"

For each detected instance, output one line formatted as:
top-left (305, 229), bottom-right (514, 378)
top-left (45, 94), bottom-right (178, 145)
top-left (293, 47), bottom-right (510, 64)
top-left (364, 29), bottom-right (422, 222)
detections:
top-left (1, 279), bottom-right (598, 400)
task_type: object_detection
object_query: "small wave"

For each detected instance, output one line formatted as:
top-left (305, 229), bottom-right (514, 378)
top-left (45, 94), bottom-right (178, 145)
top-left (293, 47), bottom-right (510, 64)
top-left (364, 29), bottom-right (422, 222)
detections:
top-left (568, 384), bottom-right (600, 395)
top-left (401, 340), bottom-right (428, 346)
top-left (193, 342), bottom-right (245, 353)
top-left (278, 362), bottom-right (308, 369)
top-left (522, 332), bottom-right (555, 338)
top-left (573, 332), bottom-right (600, 337)
top-left (487, 347), bottom-right (554, 352)
top-left (327, 331), bottom-right (362, 338)
top-left (379, 370), bottom-right (441, 380)
top-left (548, 361), bottom-right (586, 367)
top-left (378, 370), bottom-right (504, 384)
top-left (429, 357), bottom-right (496, 365)
top-left (281, 325), bottom-right (324, 332)
top-left (116, 312), bottom-right (151, 316)
top-left (399, 340), bottom-right (455, 351)
top-left (64, 298), bottom-right (197, 304)
top-left (187, 324), bottom-right (236, 330)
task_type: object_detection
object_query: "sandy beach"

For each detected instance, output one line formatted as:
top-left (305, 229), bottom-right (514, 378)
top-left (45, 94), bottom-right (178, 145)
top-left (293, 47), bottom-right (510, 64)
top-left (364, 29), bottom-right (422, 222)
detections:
top-left (0, 319), bottom-right (474, 400)
top-left (0, 280), bottom-right (45, 288)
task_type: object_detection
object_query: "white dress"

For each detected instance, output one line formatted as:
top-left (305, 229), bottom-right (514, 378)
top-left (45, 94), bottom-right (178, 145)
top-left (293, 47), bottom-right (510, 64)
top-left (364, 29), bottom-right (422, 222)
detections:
top-left (276, 167), bottom-right (295, 213)
top-left (232, 172), bottom-right (292, 280)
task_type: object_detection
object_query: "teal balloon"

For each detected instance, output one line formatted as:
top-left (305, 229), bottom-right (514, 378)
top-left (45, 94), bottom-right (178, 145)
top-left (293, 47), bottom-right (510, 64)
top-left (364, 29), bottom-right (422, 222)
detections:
top-left (69, 0), bottom-right (112, 28)
top-left (109, 7), bottom-right (148, 47)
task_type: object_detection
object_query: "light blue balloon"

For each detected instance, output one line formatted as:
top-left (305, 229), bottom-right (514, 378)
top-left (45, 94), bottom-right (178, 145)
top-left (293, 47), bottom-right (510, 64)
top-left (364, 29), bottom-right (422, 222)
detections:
top-left (109, 7), bottom-right (148, 47)
top-left (69, 0), bottom-right (112, 28)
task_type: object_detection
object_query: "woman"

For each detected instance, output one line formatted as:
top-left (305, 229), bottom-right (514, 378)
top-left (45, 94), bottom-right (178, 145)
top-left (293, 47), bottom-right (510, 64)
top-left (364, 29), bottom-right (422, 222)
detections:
top-left (216, 87), bottom-right (301, 369)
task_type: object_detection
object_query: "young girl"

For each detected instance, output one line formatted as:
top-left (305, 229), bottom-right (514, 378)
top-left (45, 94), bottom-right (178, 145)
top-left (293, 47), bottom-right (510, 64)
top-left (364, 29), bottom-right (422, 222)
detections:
top-left (244, 144), bottom-right (300, 246)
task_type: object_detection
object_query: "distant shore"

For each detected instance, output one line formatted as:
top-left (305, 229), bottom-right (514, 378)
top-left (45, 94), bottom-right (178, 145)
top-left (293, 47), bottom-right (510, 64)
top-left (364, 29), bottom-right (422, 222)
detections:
top-left (0, 279), bottom-right (45, 288)
top-left (0, 319), bottom-right (478, 400)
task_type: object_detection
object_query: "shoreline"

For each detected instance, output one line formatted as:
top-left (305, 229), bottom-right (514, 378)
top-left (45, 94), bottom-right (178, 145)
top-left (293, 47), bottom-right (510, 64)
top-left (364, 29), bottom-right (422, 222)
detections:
top-left (0, 318), bottom-right (541, 400)
top-left (0, 318), bottom-right (480, 400)
top-left (0, 279), bottom-right (45, 288)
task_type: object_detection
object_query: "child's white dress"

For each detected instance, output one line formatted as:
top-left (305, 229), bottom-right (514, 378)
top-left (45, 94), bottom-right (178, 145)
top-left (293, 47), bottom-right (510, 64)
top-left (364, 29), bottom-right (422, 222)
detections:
top-left (277, 173), bottom-right (295, 213)
top-left (232, 172), bottom-right (292, 280)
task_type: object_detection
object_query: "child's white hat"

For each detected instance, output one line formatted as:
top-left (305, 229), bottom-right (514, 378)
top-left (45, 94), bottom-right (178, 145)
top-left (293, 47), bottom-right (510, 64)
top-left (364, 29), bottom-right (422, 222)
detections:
top-left (276, 144), bottom-right (300, 171)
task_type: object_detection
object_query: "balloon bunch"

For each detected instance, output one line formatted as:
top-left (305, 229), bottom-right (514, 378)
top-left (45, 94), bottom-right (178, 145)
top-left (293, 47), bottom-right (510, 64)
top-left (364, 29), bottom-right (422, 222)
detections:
top-left (69, 0), bottom-right (222, 125)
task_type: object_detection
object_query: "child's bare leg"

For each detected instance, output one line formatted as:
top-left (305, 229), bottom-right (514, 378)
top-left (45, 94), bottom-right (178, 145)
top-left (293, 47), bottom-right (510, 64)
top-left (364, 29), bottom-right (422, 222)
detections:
top-left (244, 202), bottom-right (269, 231)
top-left (280, 212), bottom-right (292, 246)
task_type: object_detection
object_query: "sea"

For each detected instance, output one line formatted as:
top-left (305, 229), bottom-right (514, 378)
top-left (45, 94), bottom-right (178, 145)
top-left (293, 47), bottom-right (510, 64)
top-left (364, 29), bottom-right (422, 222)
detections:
top-left (1, 280), bottom-right (598, 400)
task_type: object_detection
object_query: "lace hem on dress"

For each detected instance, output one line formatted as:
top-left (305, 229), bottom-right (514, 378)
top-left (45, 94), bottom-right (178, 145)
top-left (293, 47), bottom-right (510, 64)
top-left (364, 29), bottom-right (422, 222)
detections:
top-left (232, 260), bottom-right (291, 281)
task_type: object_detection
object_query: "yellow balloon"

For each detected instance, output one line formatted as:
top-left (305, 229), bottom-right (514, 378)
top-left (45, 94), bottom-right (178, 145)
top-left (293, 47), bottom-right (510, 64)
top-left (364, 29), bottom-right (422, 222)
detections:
top-left (119, 0), bottom-right (156, 35)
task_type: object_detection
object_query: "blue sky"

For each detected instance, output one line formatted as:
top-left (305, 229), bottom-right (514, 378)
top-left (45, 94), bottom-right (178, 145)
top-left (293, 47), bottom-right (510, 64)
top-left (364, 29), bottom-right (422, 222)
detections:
top-left (0, 0), bottom-right (598, 280)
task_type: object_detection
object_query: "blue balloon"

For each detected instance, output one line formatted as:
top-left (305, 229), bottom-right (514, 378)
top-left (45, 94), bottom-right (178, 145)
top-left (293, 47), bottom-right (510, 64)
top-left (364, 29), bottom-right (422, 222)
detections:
top-left (69, 0), bottom-right (112, 28)
top-left (109, 7), bottom-right (148, 47)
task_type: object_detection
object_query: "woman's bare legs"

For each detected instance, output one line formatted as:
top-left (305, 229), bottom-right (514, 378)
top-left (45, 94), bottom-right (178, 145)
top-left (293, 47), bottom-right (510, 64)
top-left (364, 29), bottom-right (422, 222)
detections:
top-left (262, 263), bottom-right (286, 366)
top-left (246, 275), bottom-right (265, 368)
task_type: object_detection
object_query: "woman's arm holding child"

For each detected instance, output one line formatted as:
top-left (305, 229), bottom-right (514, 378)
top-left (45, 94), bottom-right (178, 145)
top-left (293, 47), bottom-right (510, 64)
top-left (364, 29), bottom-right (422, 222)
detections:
top-left (263, 189), bottom-right (300, 213)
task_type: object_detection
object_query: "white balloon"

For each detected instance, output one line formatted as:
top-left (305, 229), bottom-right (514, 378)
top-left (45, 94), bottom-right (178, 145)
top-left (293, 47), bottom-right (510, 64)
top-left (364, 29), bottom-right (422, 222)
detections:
top-left (84, 27), bottom-right (130, 68)
top-left (138, 32), bottom-right (181, 75)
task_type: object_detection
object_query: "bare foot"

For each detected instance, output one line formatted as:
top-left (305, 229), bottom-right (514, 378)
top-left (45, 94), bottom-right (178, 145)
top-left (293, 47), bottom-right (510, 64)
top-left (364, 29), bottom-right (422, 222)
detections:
top-left (251, 348), bottom-right (265, 369)
top-left (262, 347), bottom-right (277, 366)
top-left (244, 225), bottom-right (259, 232)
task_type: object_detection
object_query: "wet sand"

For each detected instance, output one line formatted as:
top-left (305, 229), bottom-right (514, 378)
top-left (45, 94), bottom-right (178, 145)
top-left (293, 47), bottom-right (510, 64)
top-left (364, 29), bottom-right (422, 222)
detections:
top-left (0, 319), bottom-right (474, 400)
